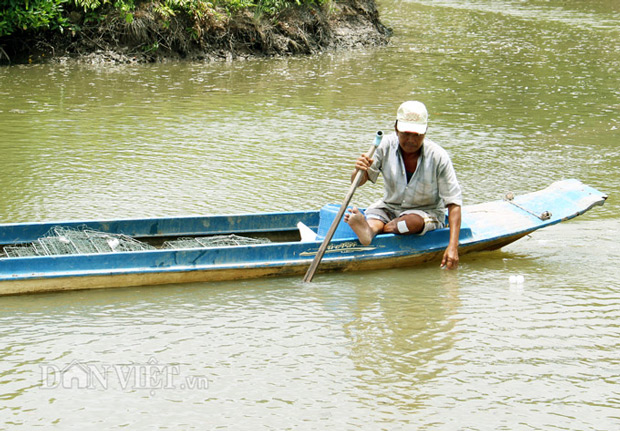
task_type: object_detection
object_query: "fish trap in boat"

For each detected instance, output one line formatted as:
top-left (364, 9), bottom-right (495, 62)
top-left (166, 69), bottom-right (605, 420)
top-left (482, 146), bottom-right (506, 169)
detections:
top-left (162, 235), bottom-right (271, 250)
top-left (2, 226), bottom-right (155, 258)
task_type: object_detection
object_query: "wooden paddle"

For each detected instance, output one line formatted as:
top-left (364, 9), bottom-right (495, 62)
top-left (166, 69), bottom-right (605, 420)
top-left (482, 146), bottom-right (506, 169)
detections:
top-left (303, 131), bottom-right (384, 282)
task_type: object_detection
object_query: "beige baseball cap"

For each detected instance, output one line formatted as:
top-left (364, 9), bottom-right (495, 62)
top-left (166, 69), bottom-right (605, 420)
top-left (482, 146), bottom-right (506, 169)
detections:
top-left (396, 101), bottom-right (428, 134)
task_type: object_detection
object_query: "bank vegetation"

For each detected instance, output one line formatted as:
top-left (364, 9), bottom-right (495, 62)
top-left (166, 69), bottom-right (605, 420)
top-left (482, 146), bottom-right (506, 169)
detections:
top-left (0, 0), bottom-right (391, 65)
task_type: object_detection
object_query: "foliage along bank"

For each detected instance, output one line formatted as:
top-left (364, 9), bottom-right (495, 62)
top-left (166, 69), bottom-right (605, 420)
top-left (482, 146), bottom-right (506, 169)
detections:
top-left (0, 0), bottom-right (391, 64)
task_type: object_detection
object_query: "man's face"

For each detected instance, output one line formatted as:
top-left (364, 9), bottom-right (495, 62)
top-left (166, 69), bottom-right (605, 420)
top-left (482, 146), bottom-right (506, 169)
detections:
top-left (397, 130), bottom-right (425, 154)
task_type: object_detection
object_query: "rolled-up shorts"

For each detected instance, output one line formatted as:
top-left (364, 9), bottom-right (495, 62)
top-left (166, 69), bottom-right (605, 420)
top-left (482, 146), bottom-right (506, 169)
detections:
top-left (364, 205), bottom-right (444, 235)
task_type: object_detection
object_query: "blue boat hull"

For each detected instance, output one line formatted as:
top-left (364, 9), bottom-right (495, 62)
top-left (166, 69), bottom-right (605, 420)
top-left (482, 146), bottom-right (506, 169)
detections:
top-left (0, 179), bottom-right (606, 295)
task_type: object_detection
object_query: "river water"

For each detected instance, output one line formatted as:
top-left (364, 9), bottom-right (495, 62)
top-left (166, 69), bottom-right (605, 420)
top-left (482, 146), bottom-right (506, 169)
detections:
top-left (0, 0), bottom-right (619, 429)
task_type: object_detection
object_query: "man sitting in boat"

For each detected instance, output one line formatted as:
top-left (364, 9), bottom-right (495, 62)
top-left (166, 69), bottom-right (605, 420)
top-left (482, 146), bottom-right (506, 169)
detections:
top-left (344, 101), bottom-right (462, 269)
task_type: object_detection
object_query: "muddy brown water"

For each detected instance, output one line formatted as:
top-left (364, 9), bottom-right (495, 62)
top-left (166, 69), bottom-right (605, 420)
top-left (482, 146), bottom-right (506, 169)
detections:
top-left (0, 0), bottom-right (619, 428)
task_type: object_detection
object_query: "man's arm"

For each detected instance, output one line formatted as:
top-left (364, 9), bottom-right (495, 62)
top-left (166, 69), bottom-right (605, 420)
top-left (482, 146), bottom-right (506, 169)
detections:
top-left (350, 154), bottom-right (373, 186)
top-left (441, 203), bottom-right (461, 269)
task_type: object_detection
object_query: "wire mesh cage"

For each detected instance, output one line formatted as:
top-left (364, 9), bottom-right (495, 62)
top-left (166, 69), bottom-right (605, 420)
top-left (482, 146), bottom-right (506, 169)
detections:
top-left (2, 228), bottom-right (271, 258)
top-left (162, 235), bottom-right (271, 250)
top-left (2, 226), bottom-right (156, 258)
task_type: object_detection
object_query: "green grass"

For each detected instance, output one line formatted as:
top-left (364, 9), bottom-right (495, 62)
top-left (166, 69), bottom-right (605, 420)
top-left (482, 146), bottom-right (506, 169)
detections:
top-left (0, 0), bottom-right (326, 37)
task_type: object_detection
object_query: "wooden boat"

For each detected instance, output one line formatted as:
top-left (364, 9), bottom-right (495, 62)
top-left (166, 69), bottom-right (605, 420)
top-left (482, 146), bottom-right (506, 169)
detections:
top-left (0, 179), bottom-right (607, 296)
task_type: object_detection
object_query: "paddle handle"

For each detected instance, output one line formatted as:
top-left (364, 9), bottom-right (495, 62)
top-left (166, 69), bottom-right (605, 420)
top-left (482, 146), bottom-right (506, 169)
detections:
top-left (303, 131), bottom-right (383, 282)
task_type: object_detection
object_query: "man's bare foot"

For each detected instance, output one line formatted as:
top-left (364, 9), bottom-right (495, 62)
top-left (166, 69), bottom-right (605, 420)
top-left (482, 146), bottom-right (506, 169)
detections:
top-left (344, 207), bottom-right (375, 246)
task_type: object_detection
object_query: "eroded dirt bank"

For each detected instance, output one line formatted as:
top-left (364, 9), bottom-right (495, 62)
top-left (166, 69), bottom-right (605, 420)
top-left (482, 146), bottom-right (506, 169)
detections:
top-left (0, 0), bottom-right (391, 65)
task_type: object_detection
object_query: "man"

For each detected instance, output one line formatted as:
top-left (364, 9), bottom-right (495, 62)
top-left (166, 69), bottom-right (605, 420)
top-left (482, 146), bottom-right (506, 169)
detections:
top-left (344, 101), bottom-right (462, 269)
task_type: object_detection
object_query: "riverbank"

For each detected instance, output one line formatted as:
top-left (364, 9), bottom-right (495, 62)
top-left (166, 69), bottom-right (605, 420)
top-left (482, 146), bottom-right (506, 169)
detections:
top-left (0, 0), bottom-right (390, 65)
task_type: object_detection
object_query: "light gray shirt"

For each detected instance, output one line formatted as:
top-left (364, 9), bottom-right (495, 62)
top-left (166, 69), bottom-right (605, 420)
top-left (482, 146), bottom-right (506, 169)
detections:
top-left (366, 133), bottom-right (462, 222)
